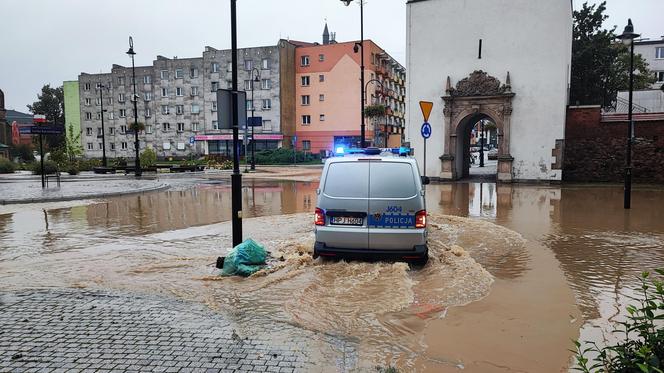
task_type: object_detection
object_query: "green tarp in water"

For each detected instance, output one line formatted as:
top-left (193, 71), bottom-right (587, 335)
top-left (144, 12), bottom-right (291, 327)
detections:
top-left (221, 239), bottom-right (267, 277)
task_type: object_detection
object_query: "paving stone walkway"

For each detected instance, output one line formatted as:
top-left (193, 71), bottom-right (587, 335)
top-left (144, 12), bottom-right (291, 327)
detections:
top-left (0, 290), bottom-right (319, 372)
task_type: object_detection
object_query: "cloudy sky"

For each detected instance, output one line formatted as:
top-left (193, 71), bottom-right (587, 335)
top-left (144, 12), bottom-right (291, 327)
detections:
top-left (1, 0), bottom-right (661, 111)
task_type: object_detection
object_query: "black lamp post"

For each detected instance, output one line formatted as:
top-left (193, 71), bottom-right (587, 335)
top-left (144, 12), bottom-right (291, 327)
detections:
top-left (617, 19), bottom-right (640, 209)
top-left (98, 83), bottom-right (108, 167)
top-left (250, 67), bottom-right (260, 171)
top-left (341, 0), bottom-right (366, 148)
top-left (479, 120), bottom-right (485, 167)
top-left (126, 36), bottom-right (141, 177)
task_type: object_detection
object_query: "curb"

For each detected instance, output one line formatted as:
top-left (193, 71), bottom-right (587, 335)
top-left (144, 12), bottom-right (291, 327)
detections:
top-left (0, 183), bottom-right (170, 205)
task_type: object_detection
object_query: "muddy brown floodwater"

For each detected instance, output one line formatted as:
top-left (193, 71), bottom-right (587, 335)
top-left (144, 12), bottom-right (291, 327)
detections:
top-left (1, 178), bottom-right (663, 372)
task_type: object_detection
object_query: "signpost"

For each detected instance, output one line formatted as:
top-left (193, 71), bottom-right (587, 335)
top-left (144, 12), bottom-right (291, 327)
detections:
top-left (33, 115), bottom-right (48, 188)
top-left (419, 101), bottom-right (433, 178)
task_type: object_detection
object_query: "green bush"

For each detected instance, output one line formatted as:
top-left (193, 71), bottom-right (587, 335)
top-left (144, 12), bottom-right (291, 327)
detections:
top-left (66, 164), bottom-right (80, 175)
top-left (573, 269), bottom-right (664, 372)
top-left (48, 147), bottom-right (68, 168)
top-left (31, 160), bottom-right (59, 175)
top-left (140, 148), bottom-right (157, 167)
top-left (9, 144), bottom-right (35, 162)
top-left (77, 159), bottom-right (101, 171)
top-left (0, 158), bottom-right (17, 173)
top-left (254, 148), bottom-right (315, 164)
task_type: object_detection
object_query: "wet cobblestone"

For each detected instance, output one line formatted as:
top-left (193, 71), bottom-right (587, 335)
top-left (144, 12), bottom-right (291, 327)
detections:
top-left (0, 290), bottom-right (314, 372)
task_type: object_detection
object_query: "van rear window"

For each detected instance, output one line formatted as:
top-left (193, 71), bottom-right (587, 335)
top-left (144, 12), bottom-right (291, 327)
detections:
top-left (323, 162), bottom-right (369, 198)
top-left (369, 162), bottom-right (417, 198)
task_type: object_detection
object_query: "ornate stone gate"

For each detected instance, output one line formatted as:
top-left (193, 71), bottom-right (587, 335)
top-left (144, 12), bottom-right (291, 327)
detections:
top-left (439, 71), bottom-right (515, 182)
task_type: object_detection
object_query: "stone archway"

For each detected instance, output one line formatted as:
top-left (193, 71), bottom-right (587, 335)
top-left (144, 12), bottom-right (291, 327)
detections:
top-left (439, 71), bottom-right (515, 182)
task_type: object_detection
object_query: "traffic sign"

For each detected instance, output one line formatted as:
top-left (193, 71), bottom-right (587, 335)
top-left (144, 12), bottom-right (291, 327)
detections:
top-left (421, 122), bottom-right (432, 139)
top-left (419, 101), bottom-right (433, 122)
top-left (189, 136), bottom-right (195, 145)
top-left (248, 116), bottom-right (263, 127)
top-left (21, 126), bottom-right (64, 135)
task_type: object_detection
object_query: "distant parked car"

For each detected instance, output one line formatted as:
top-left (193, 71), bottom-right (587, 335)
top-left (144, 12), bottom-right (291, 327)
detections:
top-left (488, 148), bottom-right (498, 160)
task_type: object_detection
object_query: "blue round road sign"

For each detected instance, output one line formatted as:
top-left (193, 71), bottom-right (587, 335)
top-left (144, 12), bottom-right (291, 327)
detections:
top-left (421, 122), bottom-right (432, 139)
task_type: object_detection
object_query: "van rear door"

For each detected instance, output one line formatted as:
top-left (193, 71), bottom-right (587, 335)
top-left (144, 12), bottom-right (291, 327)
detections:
top-left (318, 161), bottom-right (369, 250)
top-left (368, 161), bottom-right (423, 250)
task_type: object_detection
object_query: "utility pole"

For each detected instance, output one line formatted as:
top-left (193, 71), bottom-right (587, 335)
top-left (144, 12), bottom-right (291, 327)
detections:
top-left (127, 36), bottom-right (141, 177)
top-left (99, 83), bottom-right (107, 167)
top-left (230, 0), bottom-right (243, 246)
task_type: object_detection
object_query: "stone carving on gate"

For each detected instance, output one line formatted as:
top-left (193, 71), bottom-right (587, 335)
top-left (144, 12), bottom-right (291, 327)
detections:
top-left (449, 70), bottom-right (510, 97)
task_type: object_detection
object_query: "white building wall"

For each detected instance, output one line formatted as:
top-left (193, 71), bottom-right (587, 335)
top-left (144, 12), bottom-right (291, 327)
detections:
top-left (406, 0), bottom-right (573, 181)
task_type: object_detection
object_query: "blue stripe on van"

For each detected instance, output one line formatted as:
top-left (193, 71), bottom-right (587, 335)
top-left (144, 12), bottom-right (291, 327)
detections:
top-left (367, 213), bottom-right (415, 229)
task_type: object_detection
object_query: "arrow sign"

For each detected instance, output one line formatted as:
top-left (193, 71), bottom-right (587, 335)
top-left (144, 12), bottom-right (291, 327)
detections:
top-left (419, 101), bottom-right (433, 122)
top-left (421, 122), bottom-right (432, 139)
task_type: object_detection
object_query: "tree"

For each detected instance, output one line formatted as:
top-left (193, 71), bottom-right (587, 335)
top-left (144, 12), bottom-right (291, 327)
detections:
top-left (63, 124), bottom-right (83, 162)
top-left (27, 84), bottom-right (65, 148)
top-left (570, 2), bottom-right (655, 107)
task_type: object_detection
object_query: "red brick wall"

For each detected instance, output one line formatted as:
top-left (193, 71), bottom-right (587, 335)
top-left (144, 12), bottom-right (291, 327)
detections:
top-left (564, 107), bottom-right (664, 183)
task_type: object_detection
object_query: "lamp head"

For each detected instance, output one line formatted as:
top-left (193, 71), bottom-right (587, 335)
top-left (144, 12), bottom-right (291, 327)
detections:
top-left (126, 36), bottom-right (136, 56)
top-left (617, 19), bottom-right (640, 45)
top-left (340, 0), bottom-right (352, 6)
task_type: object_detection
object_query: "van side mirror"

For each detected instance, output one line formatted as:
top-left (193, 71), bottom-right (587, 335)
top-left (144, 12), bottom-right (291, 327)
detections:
top-left (421, 176), bottom-right (430, 185)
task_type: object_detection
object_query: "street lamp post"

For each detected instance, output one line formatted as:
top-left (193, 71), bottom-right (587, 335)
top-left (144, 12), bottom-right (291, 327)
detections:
top-left (250, 67), bottom-right (261, 171)
top-left (126, 36), bottom-right (141, 177)
top-left (341, 0), bottom-right (365, 148)
top-left (230, 0), bottom-right (243, 246)
top-left (98, 83), bottom-right (108, 167)
top-left (479, 120), bottom-right (485, 167)
top-left (617, 19), bottom-right (640, 209)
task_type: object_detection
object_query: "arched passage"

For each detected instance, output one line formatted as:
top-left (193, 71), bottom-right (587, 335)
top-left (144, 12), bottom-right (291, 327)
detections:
top-left (455, 113), bottom-right (498, 180)
top-left (439, 71), bottom-right (515, 182)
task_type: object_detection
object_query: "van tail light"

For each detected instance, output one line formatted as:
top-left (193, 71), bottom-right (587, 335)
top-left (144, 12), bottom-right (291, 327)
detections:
top-left (415, 210), bottom-right (427, 228)
top-left (314, 208), bottom-right (325, 226)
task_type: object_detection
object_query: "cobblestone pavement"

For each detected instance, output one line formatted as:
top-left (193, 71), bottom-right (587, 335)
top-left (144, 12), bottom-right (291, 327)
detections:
top-left (0, 290), bottom-right (352, 372)
top-left (0, 177), bottom-right (168, 205)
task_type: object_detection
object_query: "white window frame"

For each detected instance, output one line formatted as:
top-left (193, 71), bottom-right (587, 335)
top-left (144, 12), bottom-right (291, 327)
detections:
top-left (211, 101), bottom-right (217, 112)
top-left (86, 127), bottom-right (93, 136)
top-left (119, 109), bottom-right (126, 118)
top-left (262, 99), bottom-right (271, 110)
top-left (144, 92), bottom-right (152, 101)
top-left (244, 60), bottom-right (253, 71)
top-left (145, 108), bottom-right (152, 118)
top-left (261, 79), bottom-right (271, 90)
top-left (145, 125), bottom-right (153, 134)
top-left (143, 75), bottom-right (151, 84)
top-left (192, 122), bottom-right (200, 132)
top-left (176, 105), bottom-right (184, 115)
top-left (301, 95), bottom-right (310, 106)
top-left (319, 94), bottom-right (325, 101)
top-left (657, 47), bottom-right (664, 59)
top-left (262, 58), bottom-right (269, 69)
top-left (657, 71), bottom-right (664, 82)
top-left (87, 143), bottom-right (93, 150)
top-left (177, 122), bottom-right (185, 132)
top-left (176, 87), bottom-right (183, 96)
top-left (121, 142), bottom-right (128, 150)
top-left (302, 115), bottom-right (311, 125)
top-left (162, 122), bottom-right (171, 132)
top-left (175, 69), bottom-right (184, 79)
top-left (120, 125), bottom-right (127, 133)
top-left (190, 67), bottom-right (199, 78)
top-left (319, 54), bottom-right (325, 62)
top-left (244, 80), bottom-right (252, 91)
top-left (301, 55), bottom-right (310, 66)
top-left (212, 120), bottom-right (219, 130)
top-left (301, 76), bottom-right (310, 86)
top-left (319, 74), bottom-right (325, 82)
top-left (262, 119), bottom-right (272, 131)
top-left (211, 62), bottom-right (219, 73)
top-left (85, 98), bottom-right (91, 106)
top-left (161, 88), bottom-right (168, 97)
top-left (161, 105), bottom-right (169, 115)
top-left (118, 93), bottom-right (125, 103)
top-left (160, 70), bottom-right (169, 80)
top-left (191, 104), bottom-right (200, 114)
top-left (191, 86), bottom-right (199, 96)
top-left (320, 114), bottom-right (325, 122)
top-left (84, 83), bottom-right (91, 91)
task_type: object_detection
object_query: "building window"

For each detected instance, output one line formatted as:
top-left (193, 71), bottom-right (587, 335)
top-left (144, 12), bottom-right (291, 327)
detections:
top-left (87, 143), bottom-right (93, 150)
top-left (120, 125), bottom-right (127, 133)
top-left (175, 69), bottom-right (184, 79)
top-left (177, 122), bottom-right (185, 132)
top-left (191, 104), bottom-right (200, 114)
top-left (117, 77), bottom-right (125, 86)
top-left (119, 109), bottom-right (126, 118)
top-left (161, 105), bottom-right (169, 115)
top-left (143, 75), bottom-right (151, 84)
top-left (657, 47), bottom-right (664, 59)
top-left (191, 86), bottom-right (199, 96)
top-left (96, 112), bottom-right (102, 120)
top-left (301, 55), bottom-right (310, 66)
top-left (244, 80), bottom-right (252, 91)
top-left (302, 115), bottom-right (311, 125)
top-left (192, 122), bottom-right (200, 132)
top-left (262, 99), bottom-right (271, 110)
top-left (118, 93), bottom-right (125, 102)
top-left (86, 127), bottom-right (93, 136)
top-left (110, 143), bottom-right (115, 151)
top-left (227, 62), bottom-right (233, 72)
top-left (84, 83), bottom-right (91, 91)
top-left (319, 54), bottom-right (325, 62)
top-left (303, 140), bottom-right (311, 150)
top-left (246, 100), bottom-right (253, 110)
top-left (145, 108), bottom-right (152, 117)
top-left (145, 125), bottom-right (153, 134)
top-left (144, 92), bottom-right (152, 101)
top-left (319, 94), bottom-right (325, 101)
top-left (261, 79), bottom-right (271, 90)
top-left (176, 105), bottom-right (184, 115)
top-left (160, 70), bottom-right (169, 80)
top-left (211, 81), bottom-right (219, 92)
top-left (108, 112), bottom-right (115, 120)
top-left (96, 98), bottom-right (101, 105)
top-left (301, 76), bottom-right (310, 86)
top-left (319, 74), bottom-right (325, 82)
top-left (85, 98), bottom-right (91, 106)
top-left (211, 62), bottom-right (219, 73)
top-left (190, 68), bottom-right (199, 78)
top-left (98, 142), bottom-right (103, 150)
top-left (211, 101), bottom-right (217, 111)
top-left (262, 119), bottom-right (272, 131)
top-left (109, 127), bottom-right (115, 135)
top-left (162, 122), bottom-right (171, 132)
top-left (212, 120), bottom-right (219, 130)
top-left (176, 87), bottom-right (183, 96)
top-left (301, 95), bottom-right (310, 105)
top-left (244, 60), bottom-right (253, 71)
top-left (657, 71), bottom-right (664, 82)
top-left (161, 88), bottom-right (168, 97)
top-left (121, 142), bottom-right (128, 150)
top-left (262, 58), bottom-right (269, 69)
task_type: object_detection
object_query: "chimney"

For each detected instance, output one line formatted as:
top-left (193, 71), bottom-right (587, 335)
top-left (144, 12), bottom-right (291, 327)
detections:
top-left (331, 32), bottom-right (336, 43)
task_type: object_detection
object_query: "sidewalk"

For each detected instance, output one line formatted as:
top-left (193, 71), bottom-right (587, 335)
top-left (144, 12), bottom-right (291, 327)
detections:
top-left (0, 290), bottom-right (311, 372)
top-left (0, 175), bottom-right (168, 205)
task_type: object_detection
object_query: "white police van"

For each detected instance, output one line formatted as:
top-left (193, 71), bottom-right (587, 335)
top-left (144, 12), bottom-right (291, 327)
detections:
top-left (313, 147), bottom-right (429, 264)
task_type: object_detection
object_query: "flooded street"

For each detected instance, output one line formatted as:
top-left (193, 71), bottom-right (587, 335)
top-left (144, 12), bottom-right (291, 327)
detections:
top-left (1, 177), bottom-right (663, 372)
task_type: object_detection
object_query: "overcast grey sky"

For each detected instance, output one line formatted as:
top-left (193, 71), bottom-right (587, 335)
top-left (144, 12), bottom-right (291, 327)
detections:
top-left (0, 0), bottom-right (661, 112)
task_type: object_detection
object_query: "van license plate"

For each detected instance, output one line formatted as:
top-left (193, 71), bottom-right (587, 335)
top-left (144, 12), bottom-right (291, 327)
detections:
top-left (330, 216), bottom-right (363, 226)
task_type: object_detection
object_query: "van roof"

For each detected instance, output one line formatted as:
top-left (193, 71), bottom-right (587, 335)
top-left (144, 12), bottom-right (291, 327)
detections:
top-left (325, 153), bottom-right (417, 165)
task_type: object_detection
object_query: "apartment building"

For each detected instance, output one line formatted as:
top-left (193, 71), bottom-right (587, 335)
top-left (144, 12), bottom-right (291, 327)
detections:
top-left (635, 37), bottom-right (664, 90)
top-left (294, 25), bottom-right (406, 155)
top-left (70, 41), bottom-right (297, 159)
